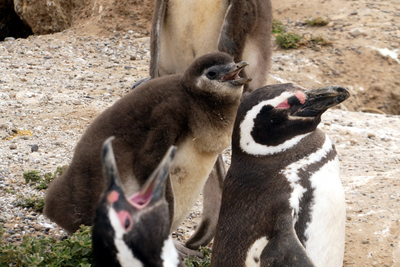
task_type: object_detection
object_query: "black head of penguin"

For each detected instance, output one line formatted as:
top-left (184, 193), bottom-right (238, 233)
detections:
top-left (92, 137), bottom-right (178, 267)
top-left (182, 52), bottom-right (252, 104)
top-left (233, 83), bottom-right (350, 150)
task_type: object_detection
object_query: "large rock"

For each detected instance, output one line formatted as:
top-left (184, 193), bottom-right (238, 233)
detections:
top-left (13, 0), bottom-right (73, 35)
top-left (0, 0), bottom-right (32, 40)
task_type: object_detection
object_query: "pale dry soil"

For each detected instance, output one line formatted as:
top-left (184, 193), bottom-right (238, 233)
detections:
top-left (0, 0), bottom-right (400, 266)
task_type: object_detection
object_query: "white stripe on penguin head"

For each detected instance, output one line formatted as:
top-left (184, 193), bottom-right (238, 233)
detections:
top-left (239, 91), bottom-right (310, 156)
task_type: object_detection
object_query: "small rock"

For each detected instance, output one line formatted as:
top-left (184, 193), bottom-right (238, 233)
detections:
top-left (72, 99), bottom-right (82, 105)
top-left (350, 11), bottom-right (358, 16)
top-left (362, 239), bottom-right (370, 244)
top-left (31, 144), bottom-right (39, 152)
top-left (33, 224), bottom-right (42, 231)
top-left (130, 55), bottom-right (137, 60)
top-left (349, 28), bottom-right (365, 37)
top-left (9, 144), bottom-right (17, 150)
top-left (327, 22), bottom-right (334, 28)
top-left (4, 37), bottom-right (15, 42)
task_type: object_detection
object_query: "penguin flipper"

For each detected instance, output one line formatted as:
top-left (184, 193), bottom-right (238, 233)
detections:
top-left (150, 0), bottom-right (168, 78)
top-left (260, 230), bottom-right (316, 267)
top-left (217, 0), bottom-right (257, 59)
top-left (131, 76), bottom-right (151, 90)
top-left (185, 154), bottom-right (225, 249)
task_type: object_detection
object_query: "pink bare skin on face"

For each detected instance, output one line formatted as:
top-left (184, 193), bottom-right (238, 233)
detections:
top-left (117, 210), bottom-right (132, 231)
top-left (276, 91), bottom-right (307, 109)
top-left (295, 91), bottom-right (307, 104)
top-left (107, 191), bottom-right (120, 204)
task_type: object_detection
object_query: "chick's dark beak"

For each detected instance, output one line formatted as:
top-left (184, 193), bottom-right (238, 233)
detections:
top-left (292, 86), bottom-right (350, 117)
top-left (220, 61), bottom-right (252, 86)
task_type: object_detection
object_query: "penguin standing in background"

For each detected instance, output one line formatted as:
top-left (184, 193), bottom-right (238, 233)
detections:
top-left (149, 0), bottom-right (272, 93)
top-left (44, 53), bottom-right (250, 245)
top-left (211, 83), bottom-right (349, 267)
top-left (92, 138), bottom-right (184, 267)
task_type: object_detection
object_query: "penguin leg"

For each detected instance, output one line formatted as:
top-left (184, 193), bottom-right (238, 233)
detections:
top-left (184, 154), bottom-right (225, 249)
top-left (131, 76), bottom-right (151, 90)
top-left (173, 240), bottom-right (204, 260)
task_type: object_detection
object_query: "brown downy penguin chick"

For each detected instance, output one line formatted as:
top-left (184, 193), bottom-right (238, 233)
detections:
top-left (92, 138), bottom-right (185, 267)
top-left (132, 0), bottom-right (273, 251)
top-left (211, 83), bottom-right (349, 267)
top-left (44, 52), bottom-right (251, 236)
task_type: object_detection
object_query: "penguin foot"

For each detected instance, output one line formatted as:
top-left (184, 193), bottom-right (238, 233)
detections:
top-left (131, 77), bottom-right (151, 89)
top-left (173, 240), bottom-right (204, 260)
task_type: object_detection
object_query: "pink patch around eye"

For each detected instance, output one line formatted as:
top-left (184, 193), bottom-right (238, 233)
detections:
top-left (117, 210), bottom-right (132, 231)
top-left (276, 100), bottom-right (290, 109)
top-left (107, 191), bottom-right (120, 204)
top-left (295, 91), bottom-right (306, 104)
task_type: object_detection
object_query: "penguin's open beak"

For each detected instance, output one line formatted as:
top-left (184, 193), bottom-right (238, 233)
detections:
top-left (220, 61), bottom-right (252, 86)
top-left (101, 137), bottom-right (176, 210)
top-left (292, 86), bottom-right (350, 117)
top-left (129, 146), bottom-right (176, 209)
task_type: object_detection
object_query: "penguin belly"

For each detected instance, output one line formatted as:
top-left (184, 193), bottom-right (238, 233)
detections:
top-left (303, 155), bottom-right (346, 267)
top-left (159, 0), bottom-right (229, 75)
top-left (169, 137), bottom-right (218, 232)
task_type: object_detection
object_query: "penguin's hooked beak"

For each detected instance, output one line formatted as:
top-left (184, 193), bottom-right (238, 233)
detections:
top-left (220, 61), bottom-right (252, 86)
top-left (292, 86), bottom-right (350, 117)
top-left (129, 146), bottom-right (176, 209)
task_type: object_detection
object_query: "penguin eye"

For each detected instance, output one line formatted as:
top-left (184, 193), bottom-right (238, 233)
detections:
top-left (124, 218), bottom-right (130, 229)
top-left (206, 71), bottom-right (218, 79)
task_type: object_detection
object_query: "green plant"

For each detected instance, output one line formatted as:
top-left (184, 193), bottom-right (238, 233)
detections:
top-left (0, 224), bottom-right (4, 240)
top-left (23, 170), bottom-right (42, 184)
top-left (23, 165), bottom-right (68, 190)
top-left (299, 34), bottom-right (332, 50)
top-left (15, 195), bottom-right (45, 212)
top-left (184, 246), bottom-right (212, 267)
top-left (306, 17), bottom-right (329, 26)
top-left (272, 19), bottom-right (285, 34)
top-left (0, 225), bottom-right (93, 266)
top-left (275, 32), bottom-right (303, 49)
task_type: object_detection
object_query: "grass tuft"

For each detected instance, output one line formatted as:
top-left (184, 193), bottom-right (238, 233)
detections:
top-left (275, 32), bottom-right (303, 49)
top-left (306, 17), bottom-right (330, 26)
top-left (185, 246), bottom-right (212, 267)
top-left (299, 34), bottom-right (332, 50)
top-left (23, 165), bottom-right (68, 190)
top-left (15, 195), bottom-right (45, 212)
top-left (0, 225), bottom-right (93, 266)
top-left (272, 19), bottom-right (286, 34)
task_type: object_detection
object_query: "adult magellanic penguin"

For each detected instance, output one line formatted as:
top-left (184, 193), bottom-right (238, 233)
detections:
top-left (92, 137), bottom-right (184, 267)
top-left (44, 53), bottom-right (250, 243)
top-left (211, 83), bottom-right (350, 267)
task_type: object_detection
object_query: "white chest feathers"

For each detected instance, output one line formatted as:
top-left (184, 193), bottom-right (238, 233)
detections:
top-left (245, 237), bottom-right (269, 267)
top-left (169, 137), bottom-right (218, 231)
top-left (161, 236), bottom-right (180, 267)
top-left (108, 208), bottom-right (143, 267)
top-left (282, 136), bottom-right (346, 267)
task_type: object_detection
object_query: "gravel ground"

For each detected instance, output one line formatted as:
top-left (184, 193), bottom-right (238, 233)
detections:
top-left (1, 31), bottom-right (400, 266)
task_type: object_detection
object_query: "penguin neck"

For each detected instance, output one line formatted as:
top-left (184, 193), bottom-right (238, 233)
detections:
top-left (186, 90), bottom-right (241, 154)
top-left (233, 130), bottom-right (327, 168)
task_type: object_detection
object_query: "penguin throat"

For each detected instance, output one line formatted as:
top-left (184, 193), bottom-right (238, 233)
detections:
top-left (129, 185), bottom-right (154, 210)
top-left (220, 68), bottom-right (241, 82)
